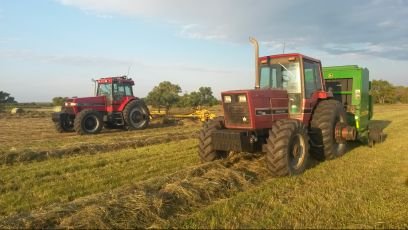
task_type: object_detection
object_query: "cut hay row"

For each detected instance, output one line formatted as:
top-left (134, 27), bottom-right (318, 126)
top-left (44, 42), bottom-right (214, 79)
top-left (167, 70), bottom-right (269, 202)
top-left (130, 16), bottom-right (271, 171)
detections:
top-left (0, 131), bottom-right (198, 165)
top-left (0, 152), bottom-right (271, 229)
top-left (0, 117), bottom-right (201, 153)
top-left (0, 139), bottom-right (200, 216)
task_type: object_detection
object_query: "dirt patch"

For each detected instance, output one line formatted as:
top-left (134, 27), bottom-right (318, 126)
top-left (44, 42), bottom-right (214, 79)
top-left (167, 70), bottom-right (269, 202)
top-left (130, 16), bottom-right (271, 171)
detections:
top-left (0, 152), bottom-right (270, 229)
top-left (0, 132), bottom-right (198, 165)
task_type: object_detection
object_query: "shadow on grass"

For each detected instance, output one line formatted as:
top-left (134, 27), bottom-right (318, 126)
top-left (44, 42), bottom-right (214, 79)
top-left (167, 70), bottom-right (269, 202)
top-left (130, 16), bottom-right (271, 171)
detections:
top-left (369, 120), bottom-right (392, 130)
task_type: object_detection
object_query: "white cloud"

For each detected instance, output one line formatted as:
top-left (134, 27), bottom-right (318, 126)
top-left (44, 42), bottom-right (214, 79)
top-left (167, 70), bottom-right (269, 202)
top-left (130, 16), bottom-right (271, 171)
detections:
top-left (179, 24), bottom-right (227, 40)
top-left (55, 0), bottom-right (408, 60)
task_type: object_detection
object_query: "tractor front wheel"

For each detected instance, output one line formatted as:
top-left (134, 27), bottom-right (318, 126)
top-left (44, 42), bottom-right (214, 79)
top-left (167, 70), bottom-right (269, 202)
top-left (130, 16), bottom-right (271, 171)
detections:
top-left (123, 100), bottom-right (150, 130)
top-left (74, 109), bottom-right (103, 135)
top-left (265, 119), bottom-right (310, 177)
top-left (54, 119), bottom-right (74, 133)
top-left (198, 116), bottom-right (228, 162)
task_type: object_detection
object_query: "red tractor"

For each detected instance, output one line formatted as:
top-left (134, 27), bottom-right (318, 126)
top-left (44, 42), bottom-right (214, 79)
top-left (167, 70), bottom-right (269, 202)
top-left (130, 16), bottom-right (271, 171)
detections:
top-left (199, 38), bottom-right (356, 176)
top-left (52, 76), bottom-right (150, 135)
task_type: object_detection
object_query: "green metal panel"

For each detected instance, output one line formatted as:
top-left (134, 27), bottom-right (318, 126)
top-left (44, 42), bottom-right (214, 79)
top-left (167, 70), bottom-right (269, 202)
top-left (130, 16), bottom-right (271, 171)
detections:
top-left (323, 65), bottom-right (372, 142)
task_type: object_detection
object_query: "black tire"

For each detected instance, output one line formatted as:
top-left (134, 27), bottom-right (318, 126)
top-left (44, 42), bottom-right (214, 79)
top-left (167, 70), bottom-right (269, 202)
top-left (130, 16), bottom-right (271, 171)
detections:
top-left (54, 119), bottom-right (74, 133)
top-left (265, 119), bottom-right (310, 177)
top-left (123, 100), bottom-right (150, 130)
top-left (309, 99), bottom-right (347, 160)
top-left (74, 109), bottom-right (103, 135)
top-left (198, 117), bottom-right (228, 162)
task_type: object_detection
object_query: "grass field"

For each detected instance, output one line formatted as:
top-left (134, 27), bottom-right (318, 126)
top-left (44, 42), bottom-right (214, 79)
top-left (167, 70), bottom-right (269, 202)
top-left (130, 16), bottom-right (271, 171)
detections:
top-left (0, 104), bottom-right (407, 228)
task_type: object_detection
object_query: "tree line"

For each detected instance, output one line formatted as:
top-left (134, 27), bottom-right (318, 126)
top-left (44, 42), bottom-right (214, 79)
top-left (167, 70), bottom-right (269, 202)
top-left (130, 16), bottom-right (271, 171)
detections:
top-left (2, 79), bottom-right (407, 112)
top-left (371, 80), bottom-right (408, 104)
top-left (144, 81), bottom-right (219, 112)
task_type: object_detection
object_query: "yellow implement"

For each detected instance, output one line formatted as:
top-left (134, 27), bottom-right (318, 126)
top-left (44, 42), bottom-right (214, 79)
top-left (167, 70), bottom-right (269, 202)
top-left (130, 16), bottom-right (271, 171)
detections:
top-left (150, 109), bottom-right (216, 122)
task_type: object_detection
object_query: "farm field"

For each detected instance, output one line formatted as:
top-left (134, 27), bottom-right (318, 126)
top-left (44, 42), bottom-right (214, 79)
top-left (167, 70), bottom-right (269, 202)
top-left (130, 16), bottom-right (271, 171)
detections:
top-left (0, 104), bottom-right (407, 228)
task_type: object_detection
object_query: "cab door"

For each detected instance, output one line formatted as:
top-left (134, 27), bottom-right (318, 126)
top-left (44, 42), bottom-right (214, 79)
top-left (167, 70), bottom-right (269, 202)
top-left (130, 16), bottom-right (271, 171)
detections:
top-left (112, 83), bottom-right (134, 112)
top-left (302, 59), bottom-right (323, 123)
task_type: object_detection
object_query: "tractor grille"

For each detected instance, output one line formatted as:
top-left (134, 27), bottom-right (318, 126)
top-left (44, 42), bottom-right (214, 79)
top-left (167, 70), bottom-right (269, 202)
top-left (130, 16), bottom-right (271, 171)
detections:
top-left (223, 96), bottom-right (251, 127)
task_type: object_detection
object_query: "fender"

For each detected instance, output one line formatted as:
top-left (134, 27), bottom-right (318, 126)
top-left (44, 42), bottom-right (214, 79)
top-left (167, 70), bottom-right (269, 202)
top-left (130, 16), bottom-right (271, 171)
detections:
top-left (312, 90), bottom-right (333, 100)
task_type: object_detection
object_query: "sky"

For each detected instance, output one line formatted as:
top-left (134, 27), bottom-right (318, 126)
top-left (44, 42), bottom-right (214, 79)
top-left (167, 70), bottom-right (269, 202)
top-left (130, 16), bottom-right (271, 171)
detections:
top-left (0, 0), bottom-right (407, 102)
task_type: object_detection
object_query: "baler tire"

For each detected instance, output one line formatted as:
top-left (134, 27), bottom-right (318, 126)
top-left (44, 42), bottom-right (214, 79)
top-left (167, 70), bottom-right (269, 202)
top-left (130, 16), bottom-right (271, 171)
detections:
top-left (265, 119), bottom-right (310, 177)
top-left (74, 109), bottom-right (103, 135)
top-left (198, 116), bottom-right (228, 162)
top-left (123, 100), bottom-right (150, 130)
top-left (309, 99), bottom-right (347, 161)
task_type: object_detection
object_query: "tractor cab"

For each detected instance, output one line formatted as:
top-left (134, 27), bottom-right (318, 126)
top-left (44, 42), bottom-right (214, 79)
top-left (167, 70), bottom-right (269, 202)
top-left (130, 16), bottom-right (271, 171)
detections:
top-left (96, 76), bottom-right (135, 111)
top-left (258, 53), bottom-right (325, 116)
top-left (220, 53), bottom-right (329, 131)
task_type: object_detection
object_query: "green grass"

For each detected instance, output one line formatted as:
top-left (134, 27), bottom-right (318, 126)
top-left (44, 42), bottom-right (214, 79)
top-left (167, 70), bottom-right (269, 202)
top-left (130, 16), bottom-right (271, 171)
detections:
top-left (170, 105), bottom-right (408, 229)
top-left (0, 104), bottom-right (407, 229)
top-left (0, 117), bottom-right (200, 153)
top-left (0, 139), bottom-right (199, 215)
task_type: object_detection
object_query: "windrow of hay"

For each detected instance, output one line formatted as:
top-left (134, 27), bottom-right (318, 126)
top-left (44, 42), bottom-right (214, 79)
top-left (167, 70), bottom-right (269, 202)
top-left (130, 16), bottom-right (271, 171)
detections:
top-left (0, 110), bottom-right (51, 119)
top-left (0, 152), bottom-right (270, 229)
top-left (0, 132), bottom-right (198, 165)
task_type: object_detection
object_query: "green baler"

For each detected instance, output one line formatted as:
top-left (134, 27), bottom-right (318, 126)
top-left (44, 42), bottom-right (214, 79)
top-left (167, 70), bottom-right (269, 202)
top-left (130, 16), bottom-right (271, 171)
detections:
top-left (322, 65), bottom-right (383, 146)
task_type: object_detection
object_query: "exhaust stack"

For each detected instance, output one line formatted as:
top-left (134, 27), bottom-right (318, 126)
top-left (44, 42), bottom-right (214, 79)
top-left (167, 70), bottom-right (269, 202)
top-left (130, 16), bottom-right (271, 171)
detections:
top-left (249, 37), bottom-right (260, 89)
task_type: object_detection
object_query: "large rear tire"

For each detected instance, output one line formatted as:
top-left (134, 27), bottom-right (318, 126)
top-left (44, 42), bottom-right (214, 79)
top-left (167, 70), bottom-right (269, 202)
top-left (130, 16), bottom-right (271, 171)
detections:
top-left (123, 100), bottom-right (150, 130)
top-left (309, 99), bottom-right (347, 160)
top-left (198, 117), bottom-right (228, 162)
top-left (265, 119), bottom-right (310, 177)
top-left (74, 109), bottom-right (103, 135)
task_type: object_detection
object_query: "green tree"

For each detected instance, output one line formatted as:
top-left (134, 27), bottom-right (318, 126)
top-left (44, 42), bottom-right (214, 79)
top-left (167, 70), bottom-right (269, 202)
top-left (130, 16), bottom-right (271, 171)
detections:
top-left (395, 86), bottom-right (408, 103)
top-left (177, 87), bottom-right (219, 108)
top-left (145, 81), bottom-right (181, 113)
top-left (52, 97), bottom-right (67, 106)
top-left (0, 91), bottom-right (17, 103)
top-left (371, 80), bottom-right (396, 104)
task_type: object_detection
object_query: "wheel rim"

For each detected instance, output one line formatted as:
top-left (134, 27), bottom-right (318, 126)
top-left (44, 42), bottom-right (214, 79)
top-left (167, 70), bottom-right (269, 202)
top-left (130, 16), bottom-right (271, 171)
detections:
top-left (84, 115), bottom-right (99, 132)
top-left (290, 134), bottom-right (306, 170)
top-left (129, 107), bottom-right (147, 128)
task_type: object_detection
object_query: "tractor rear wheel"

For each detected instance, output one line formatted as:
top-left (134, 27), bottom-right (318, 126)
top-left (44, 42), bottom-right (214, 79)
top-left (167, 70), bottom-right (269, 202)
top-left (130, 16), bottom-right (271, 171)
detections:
top-left (74, 109), bottom-right (103, 135)
top-left (265, 119), bottom-right (310, 177)
top-left (309, 99), bottom-right (347, 160)
top-left (123, 100), bottom-right (149, 130)
top-left (198, 117), bottom-right (228, 162)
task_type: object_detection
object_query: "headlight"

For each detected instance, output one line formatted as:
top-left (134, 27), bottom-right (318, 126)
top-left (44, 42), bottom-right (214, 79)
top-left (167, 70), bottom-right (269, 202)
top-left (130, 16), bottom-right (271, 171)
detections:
top-left (65, 102), bottom-right (77, 107)
top-left (223, 95), bottom-right (232, 103)
top-left (238, 94), bottom-right (247, 103)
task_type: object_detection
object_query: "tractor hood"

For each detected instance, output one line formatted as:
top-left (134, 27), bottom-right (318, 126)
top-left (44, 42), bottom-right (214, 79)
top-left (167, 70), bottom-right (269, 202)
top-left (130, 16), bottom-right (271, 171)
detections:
top-left (221, 88), bottom-right (289, 129)
top-left (63, 96), bottom-right (106, 114)
top-left (65, 96), bottom-right (106, 107)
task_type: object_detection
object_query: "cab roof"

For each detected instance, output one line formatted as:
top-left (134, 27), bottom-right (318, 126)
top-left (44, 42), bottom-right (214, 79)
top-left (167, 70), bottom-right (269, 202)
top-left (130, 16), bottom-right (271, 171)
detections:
top-left (96, 76), bottom-right (134, 85)
top-left (260, 53), bottom-right (321, 63)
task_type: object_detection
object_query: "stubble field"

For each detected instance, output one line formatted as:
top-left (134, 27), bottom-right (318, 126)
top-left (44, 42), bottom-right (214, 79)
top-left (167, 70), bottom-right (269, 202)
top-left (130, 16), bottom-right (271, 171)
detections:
top-left (0, 105), bottom-right (407, 229)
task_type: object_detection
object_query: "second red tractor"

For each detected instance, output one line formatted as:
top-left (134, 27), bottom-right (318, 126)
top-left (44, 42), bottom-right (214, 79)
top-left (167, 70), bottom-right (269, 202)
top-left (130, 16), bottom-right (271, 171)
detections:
top-left (52, 76), bottom-right (150, 135)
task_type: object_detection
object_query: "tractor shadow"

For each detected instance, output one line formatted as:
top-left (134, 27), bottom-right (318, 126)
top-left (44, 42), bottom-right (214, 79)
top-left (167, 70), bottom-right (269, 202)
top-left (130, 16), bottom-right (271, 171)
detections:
top-left (306, 120), bottom-right (392, 170)
top-left (369, 119), bottom-right (391, 130)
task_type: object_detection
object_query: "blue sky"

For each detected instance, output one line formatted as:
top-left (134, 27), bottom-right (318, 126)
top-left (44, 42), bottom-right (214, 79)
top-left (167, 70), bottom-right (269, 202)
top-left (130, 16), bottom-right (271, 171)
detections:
top-left (0, 0), bottom-right (407, 102)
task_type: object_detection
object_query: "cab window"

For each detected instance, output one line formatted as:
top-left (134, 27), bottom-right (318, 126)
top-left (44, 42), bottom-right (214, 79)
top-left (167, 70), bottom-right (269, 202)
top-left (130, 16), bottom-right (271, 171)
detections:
top-left (113, 83), bottom-right (133, 101)
top-left (97, 83), bottom-right (112, 97)
top-left (303, 61), bottom-right (322, 98)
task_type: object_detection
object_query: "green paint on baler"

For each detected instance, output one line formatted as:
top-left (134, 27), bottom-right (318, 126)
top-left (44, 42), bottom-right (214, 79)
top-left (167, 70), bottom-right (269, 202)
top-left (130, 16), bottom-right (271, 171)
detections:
top-left (322, 65), bottom-right (372, 142)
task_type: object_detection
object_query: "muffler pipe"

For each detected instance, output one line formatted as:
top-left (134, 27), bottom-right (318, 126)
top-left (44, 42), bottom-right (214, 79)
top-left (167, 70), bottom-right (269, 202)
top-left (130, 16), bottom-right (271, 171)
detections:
top-left (249, 37), bottom-right (260, 89)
